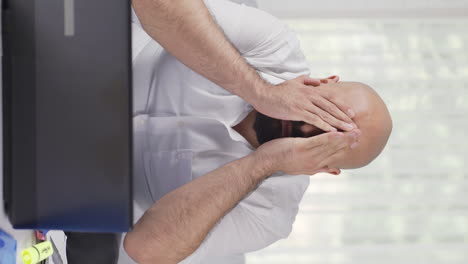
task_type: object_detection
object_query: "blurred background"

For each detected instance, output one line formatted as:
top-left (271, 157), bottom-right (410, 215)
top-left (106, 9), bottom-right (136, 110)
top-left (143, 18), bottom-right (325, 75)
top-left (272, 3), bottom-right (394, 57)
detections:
top-left (242, 0), bottom-right (468, 263)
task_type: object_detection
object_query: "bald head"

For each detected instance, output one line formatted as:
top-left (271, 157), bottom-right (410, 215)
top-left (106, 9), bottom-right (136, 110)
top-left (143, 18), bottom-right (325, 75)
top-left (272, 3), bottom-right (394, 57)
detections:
top-left (317, 81), bottom-right (392, 169)
top-left (253, 81), bottom-right (392, 170)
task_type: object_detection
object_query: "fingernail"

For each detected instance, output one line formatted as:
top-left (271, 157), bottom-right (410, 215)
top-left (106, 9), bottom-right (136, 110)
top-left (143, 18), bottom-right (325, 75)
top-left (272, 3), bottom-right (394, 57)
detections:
top-left (352, 123), bottom-right (358, 129)
top-left (350, 131), bottom-right (358, 138)
top-left (344, 123), bottom-right (354, 130)
top-left (330, 127), bottom-right (338, 132)
top-left (351, 142), bottom-right (359, 149)
top-left (347, 109), bottom-right (355, 118)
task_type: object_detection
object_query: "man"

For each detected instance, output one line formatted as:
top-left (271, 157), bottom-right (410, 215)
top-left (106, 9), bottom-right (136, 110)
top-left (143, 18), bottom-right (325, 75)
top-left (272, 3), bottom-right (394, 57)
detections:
top-left (122, 0), bottom-right (392, 263)
top-left (124, 83), bottom-right (390, 263)
top-left (66, 0), bottom-right (359, 262)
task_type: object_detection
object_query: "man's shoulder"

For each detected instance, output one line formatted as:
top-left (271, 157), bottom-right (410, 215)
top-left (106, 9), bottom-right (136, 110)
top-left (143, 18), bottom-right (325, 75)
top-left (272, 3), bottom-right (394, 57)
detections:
top-left (205, 0), bottom-right (287, 55)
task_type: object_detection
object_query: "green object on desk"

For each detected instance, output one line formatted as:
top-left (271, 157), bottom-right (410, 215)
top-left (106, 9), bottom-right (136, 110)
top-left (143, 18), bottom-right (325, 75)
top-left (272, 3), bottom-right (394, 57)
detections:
top-left (21, 241), bottom-right (54, 264)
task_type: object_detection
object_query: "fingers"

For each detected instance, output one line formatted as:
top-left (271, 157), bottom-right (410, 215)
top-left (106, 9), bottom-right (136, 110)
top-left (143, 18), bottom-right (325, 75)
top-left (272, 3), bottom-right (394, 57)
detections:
top-left (333, 99), bottom-right (356, 120)
top-left (312, 96), bottom-right (355, 130)
top-left (302, 110), bottom-right (337, 132)
top-left (330, 75), bottom-right (340, 83)
top-left (307, 100), bottom-right (354, 131)
top-left (309, 166), bottom-right (341, 176)
top-left (304, 130), bottom-right (358, 150)
top-left (292, 130), bottom-right (360, 176)
top-left (319, 130), bottom-right (361, 167)
top-left (319, 148), bottom-right (347, 169)
top-left (316, 130), bottom-right (359, 155)
top-left (301, 86), bottom-right (355, 130)
top-left (320, 133), bottom-right (352, 158)
top-left (319, 75), bottom-right (339, 84)
top-left (307, 75), bottom-right (340, 86)
top-left (316, 88), bottom-right (356, 120)
top-left (303, 131), bottom-right (340, 149)
top-left (277, 76), bottom-right (355, 131)
top-left (328, 168), bottom-right (341, 175)
top-left (302, 76), bottom-right (321, 86)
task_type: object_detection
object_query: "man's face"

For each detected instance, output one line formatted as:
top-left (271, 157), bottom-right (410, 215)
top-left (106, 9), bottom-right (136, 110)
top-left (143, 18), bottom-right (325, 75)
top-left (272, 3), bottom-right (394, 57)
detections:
top-left (253, 112), bottom-right (325, 145)
top-left (254, 80), bottom-right (393, 170)
top-left (253, 75), bottom-right (341, 145)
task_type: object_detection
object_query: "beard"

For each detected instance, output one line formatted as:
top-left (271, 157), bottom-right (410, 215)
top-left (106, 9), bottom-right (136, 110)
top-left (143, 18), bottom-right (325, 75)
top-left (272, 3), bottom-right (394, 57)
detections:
top-left (253, 112), bottom-right (283, 145)
top-left (253, 112), bottom-right (325, 145)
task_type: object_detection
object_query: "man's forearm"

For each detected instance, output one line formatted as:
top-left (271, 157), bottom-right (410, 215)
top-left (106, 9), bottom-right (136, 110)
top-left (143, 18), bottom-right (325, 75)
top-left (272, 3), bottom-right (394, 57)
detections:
top-left (132, 0), bottom-right (268, 102)
top-left (124, 154), bottom-right (273, 263)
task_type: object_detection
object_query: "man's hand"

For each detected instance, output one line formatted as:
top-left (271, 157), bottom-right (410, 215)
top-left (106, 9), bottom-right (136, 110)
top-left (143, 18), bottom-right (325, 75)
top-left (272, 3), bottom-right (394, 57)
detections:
top-left (254, 130), bottom-right (361, 176)
top-left (252, 75), bottom-right (356, 133)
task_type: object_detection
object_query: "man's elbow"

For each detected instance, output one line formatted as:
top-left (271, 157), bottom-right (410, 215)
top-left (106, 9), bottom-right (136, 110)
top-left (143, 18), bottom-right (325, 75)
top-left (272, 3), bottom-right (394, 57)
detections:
top-left (124, 231), bottom-right (195, 264)
top-left (124, 232), bottom-right (172, 264)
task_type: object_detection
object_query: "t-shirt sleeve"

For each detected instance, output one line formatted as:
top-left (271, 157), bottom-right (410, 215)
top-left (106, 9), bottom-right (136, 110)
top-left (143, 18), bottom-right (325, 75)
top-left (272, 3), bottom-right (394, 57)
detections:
top-left (179, 174), bottom-right (310, 263)
top-left (204, 0), bottom-right (285, 54)
top-left (204, 0), bottom-right (311, 83)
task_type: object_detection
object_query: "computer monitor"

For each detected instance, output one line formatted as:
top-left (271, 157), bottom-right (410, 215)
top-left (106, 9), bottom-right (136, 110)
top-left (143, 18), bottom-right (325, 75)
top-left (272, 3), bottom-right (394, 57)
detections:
top-left (2, 0), bottom-right (132, 232)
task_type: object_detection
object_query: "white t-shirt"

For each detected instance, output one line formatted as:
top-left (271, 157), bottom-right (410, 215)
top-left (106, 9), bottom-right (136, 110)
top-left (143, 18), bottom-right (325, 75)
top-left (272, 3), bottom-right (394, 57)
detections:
top-left (122, 1), bottom-right (312, 263)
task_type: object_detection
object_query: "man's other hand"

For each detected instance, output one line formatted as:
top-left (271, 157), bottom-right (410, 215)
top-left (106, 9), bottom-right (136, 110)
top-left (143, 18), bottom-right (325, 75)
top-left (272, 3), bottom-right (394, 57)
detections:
top-left (252, 75), bottom-right (356, 132)
top-left (254, 130), bottom-right (361, 176)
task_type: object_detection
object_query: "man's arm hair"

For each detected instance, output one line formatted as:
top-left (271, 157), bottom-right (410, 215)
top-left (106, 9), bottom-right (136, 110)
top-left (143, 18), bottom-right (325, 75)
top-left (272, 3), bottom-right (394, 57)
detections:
top-left (123, 154), bottom-right (272, 263)
top-left (132, 0), bottom-right (269, 103)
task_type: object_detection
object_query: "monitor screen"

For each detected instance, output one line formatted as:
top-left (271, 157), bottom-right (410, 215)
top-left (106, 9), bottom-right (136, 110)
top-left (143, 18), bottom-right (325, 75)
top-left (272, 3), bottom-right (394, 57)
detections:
top-left (2, 0), bottom-right (132, 232)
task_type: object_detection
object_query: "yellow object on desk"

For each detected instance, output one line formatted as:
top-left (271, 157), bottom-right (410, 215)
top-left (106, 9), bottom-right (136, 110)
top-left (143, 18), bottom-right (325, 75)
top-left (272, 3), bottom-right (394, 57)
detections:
top-left (21, 241), bottom-right (54, 264)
